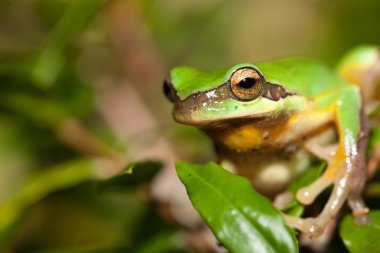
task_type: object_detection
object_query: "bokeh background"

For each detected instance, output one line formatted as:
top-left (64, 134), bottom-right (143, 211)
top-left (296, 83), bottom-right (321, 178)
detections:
top-left (1, 0), bottom-right (380, 252)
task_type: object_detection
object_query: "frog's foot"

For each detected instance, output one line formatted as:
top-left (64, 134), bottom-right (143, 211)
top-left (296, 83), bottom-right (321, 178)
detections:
top-left (290, 162), bottom-right (370, 237)
top-left (298, 130), bottom-right (339, 205)
top-left (296, 147), bottom-right (354, 206)
top-left (296, 174), bottom-right (334, 205)
top-left (283, 215), bottom-right (326, 238)
top-left (299, 218), bottom-right (337, 251)
top-left (348, 194), bottom-right (371, 225)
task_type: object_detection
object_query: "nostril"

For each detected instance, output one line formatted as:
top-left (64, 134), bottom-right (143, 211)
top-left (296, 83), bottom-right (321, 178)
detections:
top-left (163, 79), bottom-right (176, 102)
top-left (163, 79), bottom-right (170, 95)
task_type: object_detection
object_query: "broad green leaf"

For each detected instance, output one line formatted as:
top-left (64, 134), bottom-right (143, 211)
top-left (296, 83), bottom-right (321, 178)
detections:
top-left (176, 161), bottom-right (298, 253)
top-left (340, 210), bottom-right (380, 253)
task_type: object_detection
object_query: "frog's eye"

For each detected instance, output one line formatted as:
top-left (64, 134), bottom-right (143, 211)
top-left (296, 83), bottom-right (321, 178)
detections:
top-left (163, 79), bottom-right (176, 103)
top-left (229, 67), bottom-right (264, 101)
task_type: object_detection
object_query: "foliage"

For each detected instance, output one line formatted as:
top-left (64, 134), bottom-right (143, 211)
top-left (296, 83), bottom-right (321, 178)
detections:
top-left (176, 162), bottom-right (298, 253)
top-left (340, 211), bottom-right (380, 253)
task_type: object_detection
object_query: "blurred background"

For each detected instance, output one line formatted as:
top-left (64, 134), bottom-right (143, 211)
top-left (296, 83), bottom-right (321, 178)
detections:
top-left (1, 0), bottom-right (380, 252)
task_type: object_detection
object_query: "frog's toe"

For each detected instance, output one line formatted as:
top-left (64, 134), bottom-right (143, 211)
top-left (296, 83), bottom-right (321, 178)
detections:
top-left (353, 207), bottom-right (371, 225)
top-left (296, 175), bottom-right (333, 205)
top-left (299, 219), bottom-right (336, 251)
top-left (283, 215), bottom-right (325, 238)
top-left (355, 212), bottom-right (371, 225)
top-left (299, 218), bottom-right (326, 238)
top-left (348, 191), bottom-right (371, 225)
top-left (296, 187), bottom-right (314, 205)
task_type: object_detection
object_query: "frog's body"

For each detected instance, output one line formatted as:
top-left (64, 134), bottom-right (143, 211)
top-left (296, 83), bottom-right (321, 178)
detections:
top-left (164, 49), bottom-right (380, 237)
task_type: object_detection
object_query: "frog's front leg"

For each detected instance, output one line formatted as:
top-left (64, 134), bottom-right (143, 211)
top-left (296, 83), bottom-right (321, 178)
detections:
top-left (288, 86), bottom-right (370, 237)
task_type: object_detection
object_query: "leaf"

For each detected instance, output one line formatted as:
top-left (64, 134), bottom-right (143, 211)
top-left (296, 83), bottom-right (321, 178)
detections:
top-left (176, 161), bottom-right (298, 253)
top-left (283, 203), bottom-right (304, 217)
top-left (0, 158), bottom-right (102, 249)
top-left (100, 161), bottom-right (162, 190)
top-left (124, 164), bottom-right (135, 174)
top-left (340, 210), bottom-right (380, 253)
top-left (134, 232), bottom-right (184, 253)
top-left (122, 160), bottom-right (162, 176)
top-left (0, 93), bottom-right (69, 127)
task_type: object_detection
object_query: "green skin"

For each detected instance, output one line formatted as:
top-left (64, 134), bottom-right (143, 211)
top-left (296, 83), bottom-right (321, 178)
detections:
top-left (165, 52), bottom-right (376, 236)
top-left (171, 59), bottom-right (351, 123)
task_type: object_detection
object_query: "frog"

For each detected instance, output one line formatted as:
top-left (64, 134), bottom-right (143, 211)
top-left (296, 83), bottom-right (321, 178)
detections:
top-left (163, 48), bottom-right (380, 237)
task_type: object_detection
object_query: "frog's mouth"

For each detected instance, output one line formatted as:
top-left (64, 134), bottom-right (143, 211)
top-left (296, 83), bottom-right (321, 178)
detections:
top-left (173, 100), bottom-right (287, 128)
top-left (173, 91), bottom-right (288, 127)
top-left (199, 117), bottom-right (267, 129)
top-left (177, 111), bottom-right (289, 131)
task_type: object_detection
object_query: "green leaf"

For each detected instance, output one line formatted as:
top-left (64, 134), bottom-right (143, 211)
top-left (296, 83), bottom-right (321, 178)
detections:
top-left (0, 93), bottom-right (69, 127)
top-left (0, 158), bottom-right (102, 248)
top-left (100, 161), bottom-right (162, 190)
top-left (282, 202), bottom-right (304, 217)
top-left (122, 160), bottom-right (162, 175)
top-left (340, 210), bottom-right (380, 253)
top-left (134, 232), bottom-right (184, 253)
top-left (175, 161), bottom-right (298, 253)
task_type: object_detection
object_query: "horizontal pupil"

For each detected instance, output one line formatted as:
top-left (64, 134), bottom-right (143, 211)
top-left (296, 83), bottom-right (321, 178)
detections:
top-left (238, 78), bottom-right (256, 89)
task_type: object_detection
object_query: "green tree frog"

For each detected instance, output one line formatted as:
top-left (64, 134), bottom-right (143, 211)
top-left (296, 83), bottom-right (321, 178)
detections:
top-left (164, 46), bottom-right (380, 237)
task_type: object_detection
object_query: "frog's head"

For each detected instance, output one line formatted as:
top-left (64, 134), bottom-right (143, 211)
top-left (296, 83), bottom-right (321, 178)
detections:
top-left (163, 63), bottom-right (291, 126)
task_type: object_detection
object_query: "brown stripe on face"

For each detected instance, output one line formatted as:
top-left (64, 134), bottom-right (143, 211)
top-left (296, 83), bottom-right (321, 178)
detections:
top-left (262, 83), bottom-right (296, 101)
top-left (175, 81), bottom-right (296, 114)
top-left (174, 82), bottom-right (231, 114)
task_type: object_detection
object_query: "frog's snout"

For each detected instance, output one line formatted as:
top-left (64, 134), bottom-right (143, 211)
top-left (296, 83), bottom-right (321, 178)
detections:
top-left (163, 78), bottom-right (176, 103)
